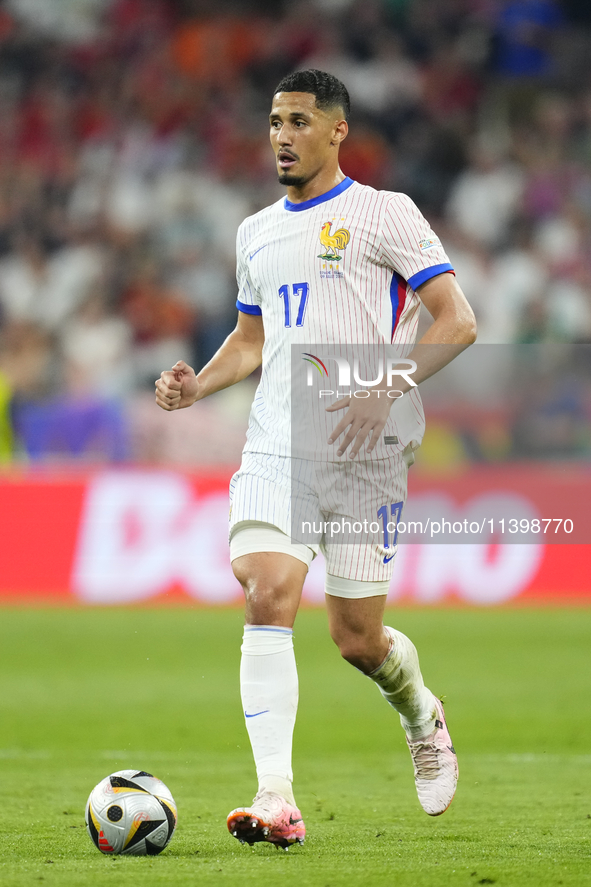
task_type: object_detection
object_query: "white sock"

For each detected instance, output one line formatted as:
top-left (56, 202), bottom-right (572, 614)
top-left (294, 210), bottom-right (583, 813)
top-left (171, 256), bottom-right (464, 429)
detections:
top-left (240, 625), bottom-right (298, 806)
top-left (368, 627), bottom-right (436, 740)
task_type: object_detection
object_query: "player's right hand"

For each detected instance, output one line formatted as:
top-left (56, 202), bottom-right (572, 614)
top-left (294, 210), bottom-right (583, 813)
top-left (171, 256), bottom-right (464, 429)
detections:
top-left (155, 360), bottom-right (200, 410)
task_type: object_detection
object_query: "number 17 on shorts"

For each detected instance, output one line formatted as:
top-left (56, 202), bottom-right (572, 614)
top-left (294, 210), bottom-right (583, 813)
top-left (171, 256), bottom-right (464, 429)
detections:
top-left (378, 501), bottom-right (404, 565)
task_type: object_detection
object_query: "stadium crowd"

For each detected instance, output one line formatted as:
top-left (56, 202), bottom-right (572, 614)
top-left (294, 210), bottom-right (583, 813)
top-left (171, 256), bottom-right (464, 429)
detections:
top-left (0, 0), bottom-right (590, 464)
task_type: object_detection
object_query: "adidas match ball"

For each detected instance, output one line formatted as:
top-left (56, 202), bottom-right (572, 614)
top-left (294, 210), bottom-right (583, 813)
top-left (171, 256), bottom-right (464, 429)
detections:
top-left (85, 769), bottom-right (177, 856)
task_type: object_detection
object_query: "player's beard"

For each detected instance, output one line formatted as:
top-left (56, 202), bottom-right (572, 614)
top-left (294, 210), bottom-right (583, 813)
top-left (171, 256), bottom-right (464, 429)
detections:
top-left (278, 172), bottom-right (308, 187)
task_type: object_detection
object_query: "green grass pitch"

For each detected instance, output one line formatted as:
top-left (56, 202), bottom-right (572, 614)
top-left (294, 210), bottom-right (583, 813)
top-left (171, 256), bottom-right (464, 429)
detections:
top-left (0, 607), bottom-right (590, 887)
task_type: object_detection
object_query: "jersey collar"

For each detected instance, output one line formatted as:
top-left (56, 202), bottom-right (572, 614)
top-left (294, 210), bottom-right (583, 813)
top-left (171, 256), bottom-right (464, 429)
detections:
top-left (284, 176), bottom-right (354, 212)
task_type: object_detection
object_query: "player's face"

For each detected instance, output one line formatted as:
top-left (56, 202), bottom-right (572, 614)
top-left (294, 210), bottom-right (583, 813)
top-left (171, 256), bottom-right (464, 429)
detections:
top-left (269, 92), bottom-right (346, 188)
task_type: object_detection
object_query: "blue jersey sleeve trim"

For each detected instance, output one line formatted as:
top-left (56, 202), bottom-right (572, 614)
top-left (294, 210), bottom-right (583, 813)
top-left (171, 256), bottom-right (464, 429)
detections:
top-left (236, 299), bottom-right (262, 315)
top-left (407, 263), bottom-right (454, 291)
top-left (284, 177), bottom-right (354, 212)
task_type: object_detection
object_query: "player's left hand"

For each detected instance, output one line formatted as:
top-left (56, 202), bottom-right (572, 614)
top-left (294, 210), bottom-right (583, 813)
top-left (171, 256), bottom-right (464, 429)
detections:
top-left (326, 391), bottom-right (393, 458)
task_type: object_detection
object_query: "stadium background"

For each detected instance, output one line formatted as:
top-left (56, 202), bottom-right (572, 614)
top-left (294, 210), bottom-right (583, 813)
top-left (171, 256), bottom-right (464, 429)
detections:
top-left (0, 0), bottom-right (588, 605)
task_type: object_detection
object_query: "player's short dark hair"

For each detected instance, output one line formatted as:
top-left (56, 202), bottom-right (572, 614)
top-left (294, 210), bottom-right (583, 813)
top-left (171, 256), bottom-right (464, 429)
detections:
top-left (273, 69), bottom-right (351, 121)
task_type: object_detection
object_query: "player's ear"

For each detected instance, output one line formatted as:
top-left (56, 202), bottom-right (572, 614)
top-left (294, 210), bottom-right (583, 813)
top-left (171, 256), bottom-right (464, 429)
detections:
top-left (331, 119), bottom-right (348, 146)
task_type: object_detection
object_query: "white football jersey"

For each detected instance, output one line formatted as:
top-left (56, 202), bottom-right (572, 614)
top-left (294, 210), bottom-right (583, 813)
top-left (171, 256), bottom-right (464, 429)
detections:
top-left (236, 177), bottom-right (454, 460)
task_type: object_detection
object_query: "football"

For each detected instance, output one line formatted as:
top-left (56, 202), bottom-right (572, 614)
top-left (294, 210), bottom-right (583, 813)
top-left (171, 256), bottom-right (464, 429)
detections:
top-left (85, 769), bottom-right (177, 856)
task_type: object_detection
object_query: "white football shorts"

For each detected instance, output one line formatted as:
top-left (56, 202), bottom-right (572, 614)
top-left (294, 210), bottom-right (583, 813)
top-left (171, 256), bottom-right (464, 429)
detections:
top-left (228, 450), bottom-right (414, 584)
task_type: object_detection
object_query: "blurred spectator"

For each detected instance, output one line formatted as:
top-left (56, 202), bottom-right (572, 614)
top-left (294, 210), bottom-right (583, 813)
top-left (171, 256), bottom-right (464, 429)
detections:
top-left (6, 0), bottom-right (110, 44)
top-left (420, 44), bottom-right (481, 125)
top-left (169, 245), bottom-right (235, 365)
top-left (0, 370), bottom-right (12, 463)
top-left (511, 371), bottom-right (589, 458)
top-left (0, 233), bottom-right (105, 331)
top-left (0, 321), bottom-right (55, 397)
top-left (121, 258), bottom-right (195, 386)
top-left (171, 12), bottom-right (262, 87)
top-left (483, 221), bottom-right (548, 343)
top-left (446, 142), bottom-right (525, 248)
top-left (493, 0), bottom-right (563, 79)
top-left (60, 288), bottom-right (134, 397)
top-left (0, 321), bottom-right (54, 461)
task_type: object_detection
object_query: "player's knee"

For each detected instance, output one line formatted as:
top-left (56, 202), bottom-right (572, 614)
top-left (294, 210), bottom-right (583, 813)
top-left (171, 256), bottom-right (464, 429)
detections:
top-left (240, 577), bottom-right (286, 609)
top-left (232, 552), bottom-right (305, 623)
top-left (233, 568), bottom-right (282, 604)
top-left (232, 554), bottom-right (298, 597)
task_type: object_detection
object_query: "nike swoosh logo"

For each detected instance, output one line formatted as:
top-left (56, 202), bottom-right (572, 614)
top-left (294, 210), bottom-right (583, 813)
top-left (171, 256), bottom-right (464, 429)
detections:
top-left (244, 710), bottom-right (269, 718)
top-left (249, 244), bottom-right (269, 261)
top-left (383, 554), bottom-right (395, 564)
top-left (289, 815), bottom-right (303, 825)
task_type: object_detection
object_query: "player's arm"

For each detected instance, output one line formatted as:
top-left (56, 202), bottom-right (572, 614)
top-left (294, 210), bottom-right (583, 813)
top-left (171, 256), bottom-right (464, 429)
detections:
top-left (404, 269), bottom-right (477, 383)
top-left (326, 272), bottom-right (476, 457)
top-left (155, 312), bottom-right (264, 411)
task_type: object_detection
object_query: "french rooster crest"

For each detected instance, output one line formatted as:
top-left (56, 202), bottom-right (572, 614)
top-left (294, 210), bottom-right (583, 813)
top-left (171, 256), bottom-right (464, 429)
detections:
top-left (318, 221), bottom-right (350, 261)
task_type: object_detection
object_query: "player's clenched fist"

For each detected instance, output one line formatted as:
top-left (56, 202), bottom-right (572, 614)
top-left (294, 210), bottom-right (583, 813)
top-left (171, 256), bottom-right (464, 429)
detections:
top-left (155, 360), bottom-right (200, 410)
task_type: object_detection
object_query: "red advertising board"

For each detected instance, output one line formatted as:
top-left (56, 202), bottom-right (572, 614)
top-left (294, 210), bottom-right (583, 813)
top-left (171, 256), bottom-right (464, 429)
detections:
top-left (0, 466), bottom-right (589, 606)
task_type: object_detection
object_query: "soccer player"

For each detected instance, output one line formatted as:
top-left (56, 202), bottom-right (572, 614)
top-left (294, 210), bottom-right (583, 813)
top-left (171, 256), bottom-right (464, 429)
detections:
top-left (155, 70), bottom-right (477, 850)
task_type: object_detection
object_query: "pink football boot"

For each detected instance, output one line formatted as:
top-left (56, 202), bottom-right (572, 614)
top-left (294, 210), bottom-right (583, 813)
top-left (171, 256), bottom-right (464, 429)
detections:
top-left (406, 695), bottom-right (459, 815)
top-left (227, 791), bottom-right (305, 850)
